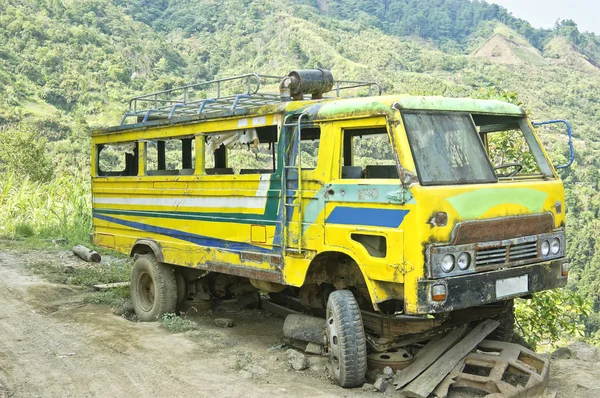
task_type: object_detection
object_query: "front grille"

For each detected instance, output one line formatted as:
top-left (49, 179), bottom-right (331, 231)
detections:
top-left (476, 240), bottom-right (538, 267)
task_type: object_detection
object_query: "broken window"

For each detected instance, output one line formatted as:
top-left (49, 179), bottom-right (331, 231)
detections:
top-left (472, 115), bottom-right (554, 178)
top-left (204, 126), bottom-right (278, 175)
top-left (97, 142), bottom-right (138, 177)
top-left (145, 137), bottom-right (194, 176)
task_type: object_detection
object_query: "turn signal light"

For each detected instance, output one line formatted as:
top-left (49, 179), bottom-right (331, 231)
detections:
top-left (432, 284), bottom-right (447, 301)
top-left (561, 263), bottom-right (569, 277)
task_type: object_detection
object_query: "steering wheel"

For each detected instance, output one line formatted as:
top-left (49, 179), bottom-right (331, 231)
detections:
top-left (494, 163), bottom-right (523, 177)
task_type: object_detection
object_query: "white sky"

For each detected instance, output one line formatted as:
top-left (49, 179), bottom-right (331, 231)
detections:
top-left (487, 0), bottom-right (600, 35)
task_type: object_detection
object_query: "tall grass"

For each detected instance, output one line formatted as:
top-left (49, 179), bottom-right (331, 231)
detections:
top-left (0, 172), bottom-right (91, 243)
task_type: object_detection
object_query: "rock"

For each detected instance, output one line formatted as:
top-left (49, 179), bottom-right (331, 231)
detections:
top-left (286, 348), bottom-right (309, 371)
top-left (305, 342), bottom-right (323, 355)
top-left (383, 366), bottom-right (394, 378)
top-left (373, 377), bottom-right (388, 393)
top-left (367, 368), bottom-right (381, 383)
top-left (52, 238), bottom-right (68, 245)
top-left (569, 342), bottom-right (600, 362)
top-left (362, 383), bottom-right (375, 392)
top-left (309, 356), bottom-right (329, 372)
top-left (214, 318), bottom-right (234, 328)
top-left (268, 355), bottom-right (279, 362)
top-left (552, 346), bottom-right (573, 359)
top-left (63, 265), bottom-right (76, 274)
top-left (239, 370), bottom-right (253, 379)
top-left (248, 365), bottom-right (268, 375)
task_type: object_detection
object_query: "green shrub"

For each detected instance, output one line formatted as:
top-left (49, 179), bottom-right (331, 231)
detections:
top-left (160, 313), bottom-right (199, 333)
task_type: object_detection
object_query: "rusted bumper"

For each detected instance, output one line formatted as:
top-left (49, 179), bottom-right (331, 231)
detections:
top-left (416, 259), bottom-right (568, 314)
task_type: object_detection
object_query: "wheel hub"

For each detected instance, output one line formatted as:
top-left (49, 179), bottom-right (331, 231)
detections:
top-left (138, 272), bottom-right (155, 312)
top-left (325, 312), bottom-right (341, 377)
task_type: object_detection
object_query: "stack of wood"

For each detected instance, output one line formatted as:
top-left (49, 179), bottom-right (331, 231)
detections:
top-left (394, 319), bottom-right (499, 398)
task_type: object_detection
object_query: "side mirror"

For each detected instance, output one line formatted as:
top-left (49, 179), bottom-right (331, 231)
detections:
top-left (533, 120), bottom-right (575, 169)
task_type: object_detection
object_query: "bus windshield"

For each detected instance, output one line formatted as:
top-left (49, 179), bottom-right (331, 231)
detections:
top-left (403, 113), bottom-right (497, 185)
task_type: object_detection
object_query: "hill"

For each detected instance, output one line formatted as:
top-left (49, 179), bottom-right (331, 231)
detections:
top-left (1, 0), bottom-right (600, 342)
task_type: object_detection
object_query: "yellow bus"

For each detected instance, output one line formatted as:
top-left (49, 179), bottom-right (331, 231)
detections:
top-left (92, 70), bottom-right (572, 387)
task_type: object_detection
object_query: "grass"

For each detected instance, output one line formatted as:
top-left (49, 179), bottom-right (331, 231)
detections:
top-left (232, 352), bottom-right (254, 371)
top-left (25, 258), bottom-right (132, 287)
top-left (85, 285), bottom-right (133, 315)
top-left (0, 171), bottom-right (91, 244)
top-left (160, 312), bottom-right (199, 333)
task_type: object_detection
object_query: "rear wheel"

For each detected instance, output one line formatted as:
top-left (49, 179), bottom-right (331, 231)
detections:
top-left (325, 290), bottom-right (367, 388)
top-left (131, 254), bottom-right (177, 321)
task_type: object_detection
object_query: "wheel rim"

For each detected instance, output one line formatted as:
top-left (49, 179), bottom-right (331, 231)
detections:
top-left (137, 272), bottom-right (155, 312)
top-left (326, 308), bottom-right (341, 378)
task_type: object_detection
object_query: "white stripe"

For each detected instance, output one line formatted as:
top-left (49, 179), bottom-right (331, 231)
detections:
top-left (256, 174), bottom-right (270, 197)
top-left (93, 195), bottom-right (267, 209)
top-left (94, 176), bottom-right (272, 209)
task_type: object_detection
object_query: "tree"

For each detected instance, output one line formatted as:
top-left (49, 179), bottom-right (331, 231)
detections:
top-left (0, 126), bottom-right (54, 182)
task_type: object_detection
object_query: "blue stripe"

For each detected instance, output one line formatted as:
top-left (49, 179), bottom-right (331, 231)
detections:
top-left (94, 213), bottom-right (273, 254)
top-left (326, 207), bottom-right (409, 228)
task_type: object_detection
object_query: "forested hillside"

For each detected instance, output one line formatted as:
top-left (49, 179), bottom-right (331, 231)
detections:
top-left (1, 0), bottom-right (600, 343)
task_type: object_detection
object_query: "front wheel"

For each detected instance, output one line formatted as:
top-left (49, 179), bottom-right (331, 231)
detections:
top-left (488, 299), bottom-right (515, 342)
top-left (325, 290), bottom-right (367, 388)
top-left (131, 254), bottom-right (177, 321)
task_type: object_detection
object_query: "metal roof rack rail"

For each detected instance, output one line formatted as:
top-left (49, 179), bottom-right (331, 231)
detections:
top-left (119, 72), bottom-right (382, 126)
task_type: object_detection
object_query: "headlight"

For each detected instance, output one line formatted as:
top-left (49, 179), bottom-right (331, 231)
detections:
top-left (550, 238), bottom-right (561, 255)
top-left (441, 254), bottom-right (455, 273)
top-left (457, 252), bottom-right (471, 270)
top-left (541, 240), bottom-right (550, 256)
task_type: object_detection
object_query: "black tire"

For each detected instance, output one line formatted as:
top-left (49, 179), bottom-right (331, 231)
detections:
top-left (325, 290), bottom-right (367, 388)
top-left (174, 270), bottom-right (187, 306)
top-left (488, 299), bottom-right (515, 342)
top-left (131, 254), bottom-right (177, 321)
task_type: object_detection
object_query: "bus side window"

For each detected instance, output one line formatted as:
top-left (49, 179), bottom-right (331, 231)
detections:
top-left (341, 128), bottom-right (397, 179)
top-left (146, 137), bottom-right (195, 176)
top-left (97, 143), bottom-right (138, 177)
top-left (288, 125), bottom-right (320, 170)
top-left (204, 126), bottom-right (278, 175)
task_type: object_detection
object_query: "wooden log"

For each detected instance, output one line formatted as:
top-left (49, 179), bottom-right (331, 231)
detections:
top-left (93, 282), bottom-right (130, 291)
top-left (72, 245), bottom-right (101, 263)
top-left (402, 319), bottom-right (500, 398)
top-left (283, 314), bottom-right (325, 345)
top-left (394, 324), bottom-right (468, 389)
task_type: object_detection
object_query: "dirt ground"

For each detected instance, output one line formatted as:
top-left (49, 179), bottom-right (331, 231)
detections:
top-left (0, 247), bottom-right (598, 398)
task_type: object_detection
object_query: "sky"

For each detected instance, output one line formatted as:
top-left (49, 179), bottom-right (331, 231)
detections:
top-left (487, 0), bottom-right (599, 35)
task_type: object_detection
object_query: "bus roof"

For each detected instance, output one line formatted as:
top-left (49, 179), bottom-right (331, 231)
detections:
top-left (93, 95), bottom-right (525, 136)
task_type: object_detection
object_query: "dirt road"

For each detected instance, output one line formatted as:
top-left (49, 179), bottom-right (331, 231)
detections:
top-left (1, 247), bottom-right (599, 398)
top-left (0, 249), bottom-right (361, 398)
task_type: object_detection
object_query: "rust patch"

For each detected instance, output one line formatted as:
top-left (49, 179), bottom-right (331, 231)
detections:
top-left (203, 261), bottom-right (283, 283)
top-left (452, 214), bottom-right (554, 245)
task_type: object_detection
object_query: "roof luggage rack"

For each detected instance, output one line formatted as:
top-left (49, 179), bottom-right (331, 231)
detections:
top-left (120, 71), bottom-right (381, 126)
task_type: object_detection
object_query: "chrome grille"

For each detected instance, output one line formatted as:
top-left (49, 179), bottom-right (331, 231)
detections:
top-left (476, 240), bottom-right (538, 267)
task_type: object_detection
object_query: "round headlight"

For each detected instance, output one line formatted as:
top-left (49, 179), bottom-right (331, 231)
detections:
top-left (441, 254), bottom-right (455, 273)
top-left (457, 252), bottom-right (471, 270)
top-left (550, 238), bottom-right (561, 255)
top-left (541, 240), bottom-right (550, 256)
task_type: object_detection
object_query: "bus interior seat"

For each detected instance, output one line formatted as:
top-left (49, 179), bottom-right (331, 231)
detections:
top-left (365, 165), bottom-right (399, 179)
top-left (342, 166), bottom-right (363, 179)
top-left (205, 168), bottom-right (235, 175)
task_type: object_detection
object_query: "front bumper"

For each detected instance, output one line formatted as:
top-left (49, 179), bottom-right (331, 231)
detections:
top-left (415, 259), bottom-right (568, 314)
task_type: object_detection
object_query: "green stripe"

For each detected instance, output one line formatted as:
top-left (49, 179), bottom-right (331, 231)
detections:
top-left (93, 208), bottom-right (279, 226)
top-left (447, 188), bottom-right (548, 219)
